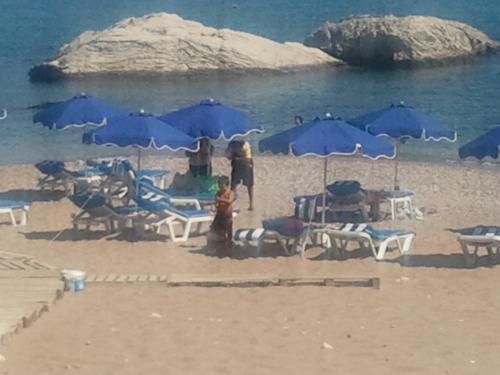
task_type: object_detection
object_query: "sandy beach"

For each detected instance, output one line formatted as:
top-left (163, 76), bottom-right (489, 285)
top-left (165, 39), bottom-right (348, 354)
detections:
top-left (1, 155), bottom-right (500, 374)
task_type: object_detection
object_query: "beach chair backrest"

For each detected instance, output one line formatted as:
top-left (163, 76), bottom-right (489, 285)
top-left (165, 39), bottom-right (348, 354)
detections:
top-left (35, 160), bottom-right (65, 175)
top-left (110, 159), bottom-right (136, 180)
top-left (138, 180), bottom-right (172, 200)
top-left (294, 195), bottom-right (318, 222)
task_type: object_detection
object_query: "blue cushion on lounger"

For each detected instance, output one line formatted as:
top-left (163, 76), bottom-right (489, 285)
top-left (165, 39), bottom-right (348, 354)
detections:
top-left (172, 208), bottom-right (211, 218)
top-left (340, 224), bottom-right (412, 240)
top-left (457, 225), bottom-right (500, 237)
top-left (0, 200), bottom-right (31, 209)
top-left (35, 160), bottom-right (65, 175)
top-left (135, 195), bottom-right (209, 217)
top-left (327, 180), bottom-right (361, 196)
top-left (263, 217), bottom-right (304, 237)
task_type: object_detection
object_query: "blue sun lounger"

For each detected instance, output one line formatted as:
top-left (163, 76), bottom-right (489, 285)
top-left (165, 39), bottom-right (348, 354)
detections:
top-left (315, 223), bottom-right (415, 260)
top-left (70, 192), bottom-right (141, 234)
top-left (0, 200), bottom-right (31, 226)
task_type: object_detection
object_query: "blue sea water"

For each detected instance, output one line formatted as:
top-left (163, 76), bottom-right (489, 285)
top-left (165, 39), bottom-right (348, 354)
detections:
top-left (0, 0), bottom-right (499, 164)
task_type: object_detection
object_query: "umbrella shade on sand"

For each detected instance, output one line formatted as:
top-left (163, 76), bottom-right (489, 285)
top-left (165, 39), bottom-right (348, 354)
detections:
top-left (85, 110), bottom-right (199, 174)
top-left (259, 114), bottom-right (396, 224)
top-left (459, 126), bottom-right (500, 160)
top-left (349, 103), bottom-right (456, 190)
top-left (34, 93), bottom-right (128, 130)
top-left (158, 98), bottom-right (263, 140)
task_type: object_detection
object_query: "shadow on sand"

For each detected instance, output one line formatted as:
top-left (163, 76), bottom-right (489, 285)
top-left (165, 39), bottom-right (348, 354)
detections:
top-left (0, 189), bottom-right (66, 202)
top-left (189, 243), bottom-right (337, 260)
top-left (387, 252), bottom-right (500, 269)
top-left (22, 228), bottom-right (174, 243)
top-left (22, 229), bottom-right (109, 242)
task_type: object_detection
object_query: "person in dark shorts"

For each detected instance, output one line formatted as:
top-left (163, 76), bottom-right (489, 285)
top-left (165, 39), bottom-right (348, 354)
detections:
top-left (207, 176), bottom-right (234, 256)
top-left (185, 138), bottom-right (214, 177)
top-left (225, 140), bottom-right (254, 210)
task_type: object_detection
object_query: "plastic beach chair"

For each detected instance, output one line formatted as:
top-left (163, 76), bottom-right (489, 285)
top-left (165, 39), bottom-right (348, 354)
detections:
top-left (454, 225), bottom-right (500, 267)
top-left (316, 223), bottom-right (415, 260)
top-left (0, 200), bottom-right (31, 226)
top-left (134, 194), bottom-right (214, 242)
top-left (103, 158), bottom-right (169, 188)
top-left (35, 160), bottom-right (105, 195)
top-left (69, 193), bottom-right (140, 235)
top-left (233, 217), bottom-right (309, 256)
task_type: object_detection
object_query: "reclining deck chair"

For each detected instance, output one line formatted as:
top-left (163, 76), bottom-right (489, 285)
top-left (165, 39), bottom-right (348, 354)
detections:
top-left (233, 219), bottom-right (308, 256)
top-left (454, 225), bottom-right (500, 267)
top-left (35, 160), bottom-right (80, 194)
top-left (0, 200), bottom-right (31, 226)
top-left (317, 223), bottom-right (415, 260)
top-left (70, 192), bottom-right (140, 235)
top-left (90, 158), bottom-right (169, 189)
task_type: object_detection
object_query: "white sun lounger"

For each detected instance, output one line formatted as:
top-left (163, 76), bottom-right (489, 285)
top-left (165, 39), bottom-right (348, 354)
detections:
top-left (0, 200), bottom-right (30, 226)
top-left (134, 194), bottom-right (214, 242)
top-left (315, 223), bottom-right (415, 260)
top-left (455, 226), bottom-right (500, 267)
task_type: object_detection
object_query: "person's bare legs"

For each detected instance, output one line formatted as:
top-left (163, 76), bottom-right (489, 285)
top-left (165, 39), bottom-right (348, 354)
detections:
top-left (247, 185), bottom-right (254, 211)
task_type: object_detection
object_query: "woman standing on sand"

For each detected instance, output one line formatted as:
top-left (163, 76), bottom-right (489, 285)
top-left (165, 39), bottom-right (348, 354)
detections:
top-left (225, 140), bottom-right (254, 210)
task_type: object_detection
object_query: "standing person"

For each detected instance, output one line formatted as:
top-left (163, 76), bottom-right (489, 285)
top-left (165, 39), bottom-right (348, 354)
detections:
top-left (185, 138), bottom-right (214, 177)
top-left (207, 176), bottom-right (234, 256)
top-left (225, 140), bottom-right (254, 210)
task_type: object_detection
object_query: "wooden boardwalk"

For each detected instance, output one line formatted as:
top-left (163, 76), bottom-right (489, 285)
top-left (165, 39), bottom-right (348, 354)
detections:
top-left (0, 252), bottom-right (64, 345)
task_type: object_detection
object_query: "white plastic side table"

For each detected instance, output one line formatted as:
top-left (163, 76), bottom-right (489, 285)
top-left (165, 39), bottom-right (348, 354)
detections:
top-left (387, 192), bottom-right (414, 221)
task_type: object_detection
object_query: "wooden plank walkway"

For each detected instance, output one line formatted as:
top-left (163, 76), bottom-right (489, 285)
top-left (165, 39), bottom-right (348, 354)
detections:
top-left (85, 273), bottom-right (381, 289)
top-left (0, 252), bottom-right (64, 345)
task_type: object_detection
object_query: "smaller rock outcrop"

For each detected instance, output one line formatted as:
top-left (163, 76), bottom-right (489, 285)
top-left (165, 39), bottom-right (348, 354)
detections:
top-left (304, 15), bottom-right (499, 67)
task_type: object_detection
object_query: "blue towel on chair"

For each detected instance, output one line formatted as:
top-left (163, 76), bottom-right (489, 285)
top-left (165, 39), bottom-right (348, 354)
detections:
top-left (0, 200), bottom-right (31, 209)
top-left (339, 223), bottom-right (411, 240)
top-left (263, 217), bottom-right (304, 237)
top-left (135, 195), bottom-right (210, 218)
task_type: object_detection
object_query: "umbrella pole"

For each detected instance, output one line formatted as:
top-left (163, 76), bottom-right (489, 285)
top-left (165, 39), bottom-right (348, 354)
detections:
top-left (393, 141), bottom-right (400, 191)
top-left (136, 149), bottom-right (142, 194)
top-left (322, 157), bottom-right (328, 225)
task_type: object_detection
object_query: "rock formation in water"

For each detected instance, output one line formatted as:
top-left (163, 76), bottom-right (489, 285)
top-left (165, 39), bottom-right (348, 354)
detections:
top-left (304, 15), bottom-right (499, 67)
top-left (29, 13), bottom-right (342, 82)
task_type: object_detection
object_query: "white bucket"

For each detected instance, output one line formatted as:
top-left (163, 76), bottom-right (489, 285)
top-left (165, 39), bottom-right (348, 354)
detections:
top-left (61, 269), bottom-right (86, 292)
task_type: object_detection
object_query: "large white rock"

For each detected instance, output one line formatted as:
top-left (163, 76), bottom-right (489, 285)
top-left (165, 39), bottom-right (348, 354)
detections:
top-left (304, 15), bottom-right (499, 67)
top-left (30, 13), bottom-right (342, 81)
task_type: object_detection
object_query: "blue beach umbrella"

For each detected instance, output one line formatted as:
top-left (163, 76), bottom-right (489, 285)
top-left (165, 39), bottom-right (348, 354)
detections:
top-left (158, 98), bottom-right (263, 140)
top-left (0, 109), bottom-right (6, 120)
top-left (259, 114), bottom-right (396, 223)
top-left (349, 103), bottom-right (457, 189)
top-left (87, 110), bottom-right (199, 150)
top-left (33, 93), bottom-right (128, 130)
top-left (86, 110), bottom-right (199, 173)
top-left (459, 126), bottom-right (500, 160)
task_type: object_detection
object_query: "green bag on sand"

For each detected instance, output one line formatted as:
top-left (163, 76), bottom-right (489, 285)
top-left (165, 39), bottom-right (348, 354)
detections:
top-left (195, 176), bottom-right (219, 193)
